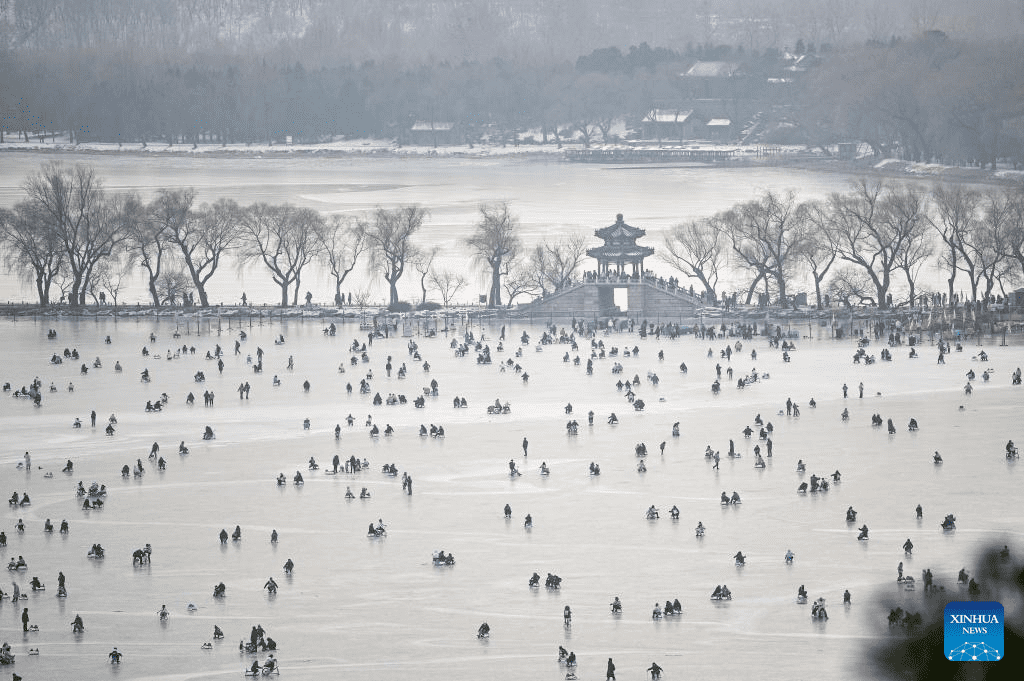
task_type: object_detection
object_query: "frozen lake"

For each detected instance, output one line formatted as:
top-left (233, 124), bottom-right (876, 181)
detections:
top-left (0, 153), bottom-right (864, 304)
top-left (1, 316), bottom-right (1022, 680)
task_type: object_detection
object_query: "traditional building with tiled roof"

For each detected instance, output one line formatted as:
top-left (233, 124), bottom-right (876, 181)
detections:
top-left (586, 214), bottom-right (655, 277)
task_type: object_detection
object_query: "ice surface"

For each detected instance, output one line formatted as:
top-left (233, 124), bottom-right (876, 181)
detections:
top-left (1, 318), bottom-right (1021, 680)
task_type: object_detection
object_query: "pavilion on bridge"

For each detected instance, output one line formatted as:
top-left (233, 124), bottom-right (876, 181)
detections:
top-left (585, 214), bottom-right (655, 278)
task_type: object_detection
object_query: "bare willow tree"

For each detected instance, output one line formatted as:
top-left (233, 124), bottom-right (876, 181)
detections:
top-left (524, 246), bottom-right (551, 295)
top-left (0, 201), bottom-right (65, 305)
top-left (535, 233), bottom-right (589, 292)
top-left (829, 180), bottom-right (920, 310)
top-left (238, 203), bottom-right (325, 306)
top-left (166, 197), bottom-right (242, 307)
top-left (799, 201), bottom-right (839, 309)
top-left (465, 202), bottom-right (522, 307)
top-left (931, 184), bottom-right (981, 309)
top-left (157, 269), bottom-right (194, 306)
top-left (429, 269), bottom-right (468, 306)
top-left (719, 190), bottom-right (807, 308)
top-left (999, 185), bottom-right (1024, 282)
top-left (364, 205), bottom-right (427, 305)
top-left (946, 190), bottom-right (1018, 305)
top-left (22, 162), bottom-right (137, 306)
top-left (884, 185), bottom-right (932, 307)
top-left (317, 214), bottom-right (366, 305)
top-left (412, 245), bottom-right (440, 305)
top-left (136, 188), bottom-right (192, 306)
top-left (93, 192), bottom-right (146, 302)
top-left (502, 259), bottom-right (541, 306)
top-left (826, 266), bottom-right (879, 307)
top-left (90, 255), bottom-right (134, 306)
top-left (975, 191), bottom-right (1016, 303)
top-left (661, 218), bottom-right (725, 304)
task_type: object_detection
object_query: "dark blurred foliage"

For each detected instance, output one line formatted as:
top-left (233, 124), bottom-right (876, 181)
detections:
top-left (870, 544), bottom-right (1024, 680)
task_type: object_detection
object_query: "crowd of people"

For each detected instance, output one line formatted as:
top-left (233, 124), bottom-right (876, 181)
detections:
top-left (2, 315), bottom-right (1020, 679)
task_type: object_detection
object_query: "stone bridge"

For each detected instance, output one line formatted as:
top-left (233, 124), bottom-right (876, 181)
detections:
top-left (517, 279), bottom-right (702, 321)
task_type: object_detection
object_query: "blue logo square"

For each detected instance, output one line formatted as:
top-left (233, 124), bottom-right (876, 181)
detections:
top-left (945, 601), bottom-right (1004, 661)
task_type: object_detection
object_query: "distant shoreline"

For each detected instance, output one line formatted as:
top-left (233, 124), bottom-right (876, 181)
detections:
top-left (2, 140), bottom-right (1021, 187)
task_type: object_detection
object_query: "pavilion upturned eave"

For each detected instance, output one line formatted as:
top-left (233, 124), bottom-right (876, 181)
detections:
top-left (586, 245), bottom-right (655, 259)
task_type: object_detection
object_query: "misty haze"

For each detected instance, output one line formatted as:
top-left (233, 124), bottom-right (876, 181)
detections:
top-left (2, 2), bottom-right (1024, 681)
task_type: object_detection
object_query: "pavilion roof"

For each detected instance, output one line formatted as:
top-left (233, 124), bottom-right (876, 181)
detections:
top-left (586, 244), bottom-right (655, 260)
top-left (594, 214), bottom-right (646, 240)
